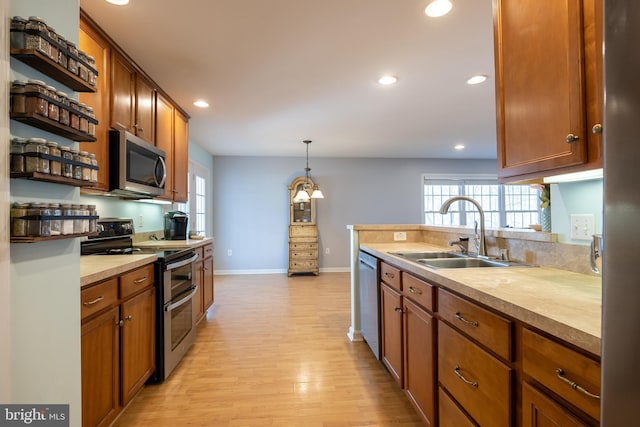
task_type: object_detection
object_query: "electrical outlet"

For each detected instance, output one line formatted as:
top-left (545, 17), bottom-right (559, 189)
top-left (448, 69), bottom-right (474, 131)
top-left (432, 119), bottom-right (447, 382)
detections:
top-left (227, 249), bottom-right (232, 256)
top-left (570, 214), bottom-right (595, 240)
top-left (325, 248), bottom-right (330, 254)
top-left (394, 232), bottom-right (407, 241)
top-left (137, 215), bottom-right (143, 227)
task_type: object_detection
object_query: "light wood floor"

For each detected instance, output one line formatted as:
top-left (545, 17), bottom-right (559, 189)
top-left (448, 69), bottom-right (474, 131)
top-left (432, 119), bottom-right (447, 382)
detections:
top-left (113, 273), bottom-right (424, 426)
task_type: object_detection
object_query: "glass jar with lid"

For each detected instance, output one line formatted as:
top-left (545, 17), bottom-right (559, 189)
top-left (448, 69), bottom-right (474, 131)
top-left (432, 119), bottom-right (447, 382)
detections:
top-left (69, 99), bottom-right (80, 130)
top-left (46, 141), bottom-right (61, 176)
top-left (25, 16), bottom-right (49, 56)
top-left (57, 91), bottom-right (70, 126)
top-left (27, 202), bottom-right (51, 237)
top-left (72, 204), bottom-right (83, 234)
top-left (57, 35), bottom-right (68, 69)
top-left (88, 153), bottom-right (99, 183)
top-left (61, 203), bottom-right (74, 235)
top-left (86, 106), bottom-right (96, 137)
top-left (79, 151), bottom-right (92, 181)
top-left (60, 146), bottom-right (73, 178)
top-left (87, 55), bottom-right (97, 86)
top-left (46, 85), bottom-right (59, 122)
top-left (67, 41), bottom-right (79, 75)
top-left (78, 51), bottom-right (89, 82)
top-left (49, 203), bottom-right (62, 236)
top-left (45, 25), bottom-right (58, 62)
top-left (10, 80), bottom-right (26, 113)
top-left (71, 148), bottom-right (82, 181)
top-left (25, 137), bottom-right (49, 174)
top-left (24, 79), bottom-right (48, 117)
top-left (10, 16), bottom-right (27, 49)
top-left (11, 202), bottom-right (29, 237)
top-left (79, 204), bottom-right (90, 233)
top-left (78, 102), bottom-right (89, 134)
top-left (10, 137), bottom-right (28, 173)
top-left (88, 205), bottom-right (98, 233)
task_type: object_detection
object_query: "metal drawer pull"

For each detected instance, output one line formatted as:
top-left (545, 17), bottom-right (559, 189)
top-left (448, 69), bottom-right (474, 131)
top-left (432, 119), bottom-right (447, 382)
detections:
top-left (133, 277), bottom-right (148, 284)
top-left (408, 286), bottom-right (423, 295)
top-left (83, 295), bottom-right (104, 306)
top-left (555, 368), bottom-right (600, 399)
top-left (385, 272), bottom-right (395, 279)
top-left (454, 366), bottom-right (478, 388)
top-left (455, 312), bottom-right (479, 327)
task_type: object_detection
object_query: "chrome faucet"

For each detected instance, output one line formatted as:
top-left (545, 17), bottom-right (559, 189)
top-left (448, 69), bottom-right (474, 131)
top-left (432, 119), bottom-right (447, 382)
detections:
top-left (439, 196), bottom-right (488, 257)
top-left (448, 237), bottom-right (469, 254)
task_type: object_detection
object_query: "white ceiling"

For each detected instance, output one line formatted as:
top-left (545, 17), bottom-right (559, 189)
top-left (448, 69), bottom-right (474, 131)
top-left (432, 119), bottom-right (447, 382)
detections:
top-left (79, 0), bottom-right (497, 159)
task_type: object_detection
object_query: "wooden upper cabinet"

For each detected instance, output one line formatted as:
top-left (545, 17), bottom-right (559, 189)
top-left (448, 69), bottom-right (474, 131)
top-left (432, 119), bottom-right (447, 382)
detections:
top-left (110, 50), bottom-right (135, 133)
top-left (173, 109), bottom-right (189, 202)
top-left (79, 16), bottom-right (111, 192)
top-left (134, 74), bottom-right (155, 144)
top-left (155, 93), bottom-right (175, 200)
top-left (493, 0), bottom-right (603, 181)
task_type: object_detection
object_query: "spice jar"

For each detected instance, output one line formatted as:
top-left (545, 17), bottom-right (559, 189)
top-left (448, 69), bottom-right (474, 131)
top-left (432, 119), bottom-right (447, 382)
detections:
top-left (11, 202), bottom-right (29, 237)
top-left (78, 51), bottom-right (89, 82)
top-left (88, 205), bottom-right (98, 233)
top-left (87, 55), bottom-right (97, 86)
top-left (46, 25), bottom-right (58, 62)
top-left (89, 153), bottom-right (98, 183)
top-left (61, 203), bottom-right (74, 235)
top-left (71, 148), bottom-right (82, 180)
top-left (57, 35), bottom-right (68, 69)
top-left (79, 204), bottom-right (90, 233)
top-left (59, 146), bottom-right (73, 178)
top-left (25, 16), bottom-right (49, 56)
top-left (79, 151), bottom-right (92, 181)
top-left (10, 16), bottom-right (27, 49)
top-left (10, 137), bottom-right (28, 173)
top-left (46, 141), bottom-right (61, 176)
top-left (57, 91), bottom-right (70, 126)
top-left (78, 103), bottom-right (89, 134)
top-left (86, 106), bottom-right (96, 137)
top-left (72, 204), bottom-right (83, 234)
top-left (69, 99), bottom-right (79, 130)
top-left (46, 85), bottom-right (59, 122)
top-left (49, 203), bottom-right (62, 236)
top-left (27, 202), bottom-right (50, 237)
top-left (24, 79), bottom-right (48, 117)
top-left (67, 41), bottom-right (79, 75)
top-left (10, 81), bottom-right (26, 113)
top-left (25, 137), bottom-right (49, 174)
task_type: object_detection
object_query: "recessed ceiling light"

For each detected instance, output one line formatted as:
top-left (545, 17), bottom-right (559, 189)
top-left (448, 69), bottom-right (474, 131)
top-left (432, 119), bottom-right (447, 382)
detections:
top-left (193, 100), bottom-right (209, 108)
top-left (466, 74), bottom-right (488, 85)
top-left (425, 0), bottom-right (452, 17)
top-left (378, 75), bottom-right (398, 85)
top-left (106, 0), bottom-right (130, 5)
top-left (454, 144), bottom-right (465, 151)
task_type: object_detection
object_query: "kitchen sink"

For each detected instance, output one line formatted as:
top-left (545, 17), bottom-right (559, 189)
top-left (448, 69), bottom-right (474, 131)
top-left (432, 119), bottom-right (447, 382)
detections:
top-left (390, 251), bottom-right (465, 260)
top-left (417, 257), bottom-right (509, 269)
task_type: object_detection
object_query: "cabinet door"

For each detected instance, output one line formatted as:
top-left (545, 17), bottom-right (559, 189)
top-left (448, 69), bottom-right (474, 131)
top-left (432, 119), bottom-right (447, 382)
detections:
top-left (134, 74), bottom-right (155, 144)
top-left (193, 258), bottom-right (204, 323)
top-left (120, 287), bottom-right (155, 405)
top-left (403, 298), bottom-right (435, 426)
top-left (173, 109), bottom-right (189, 202)
top-left (82, 306), bottom-right (120, 427)
top-left (79, 19), bottom-right (110, 192)
top-left (203, 254), bottom-right (214, 311)
top-left (494, 0), bottom-right (586, 179)
top-left (155, 93), bottom-right (175, 200)
top-left (522, 382), bottom-right (589, 427)
top-left (110, 51), bottom-right (135, 132)
top-left (380, 283), bottom-right (403, 386)
top-left (583, 0), bottom-right (603, 169)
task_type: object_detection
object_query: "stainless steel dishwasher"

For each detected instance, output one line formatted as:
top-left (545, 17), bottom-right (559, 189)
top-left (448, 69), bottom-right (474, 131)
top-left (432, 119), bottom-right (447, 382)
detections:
top-left (358, 250), bottom-right (380, 359)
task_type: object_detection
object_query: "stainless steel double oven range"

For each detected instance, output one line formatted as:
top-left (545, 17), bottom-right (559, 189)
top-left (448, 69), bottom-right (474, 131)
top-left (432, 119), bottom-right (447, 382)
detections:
top-left (81, 218), bottom-right (198, 383)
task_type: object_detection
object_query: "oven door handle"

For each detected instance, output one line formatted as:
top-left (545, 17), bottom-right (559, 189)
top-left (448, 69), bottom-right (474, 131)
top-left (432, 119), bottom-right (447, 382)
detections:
top-left (164, 284), bottom-right (198, 312)
top-left (165, 253), bottom-right (199, 271)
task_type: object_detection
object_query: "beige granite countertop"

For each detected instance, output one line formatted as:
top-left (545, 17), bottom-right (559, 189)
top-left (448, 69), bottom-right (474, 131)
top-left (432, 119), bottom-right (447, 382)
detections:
top-left (133, 237), bottom-right (213, 249)
top-left (80, 254), bottom-right (157, 288)
top-left (361, 242), bottom-right (602, 356)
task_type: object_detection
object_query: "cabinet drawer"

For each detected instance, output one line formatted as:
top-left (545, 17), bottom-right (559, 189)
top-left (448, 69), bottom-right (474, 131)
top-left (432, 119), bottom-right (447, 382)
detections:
top-left (522, 382), bottom-right (589, 427)
top-left (202, 243), bottom-right (213, 257)
top-left (439, 289), bottom-right (512, 361)
top-left (81, 278), bottom-right (118, 320)
top-left (290, 242), bottom-right (317, 251)
top-left (402, 272), bottom-right (434, 312)
top-left (194, 246), bottom-right (204, 259)
top-left (380, 262), bottom-right (401, 291)
top-left (120, 264), bottom-right (154, 299)
top-left (522, 328), bottom-right (601, 421)
top-left (289, 225), bottom-right (317, 237)
top-left (439, 322), bottom-right (512, 427)
top-left (438, 387), bottom-right (476, 427)
top-left (289, 260), bottom-right (318, 269)
top-left (290, 250), bottom-right (318, 259)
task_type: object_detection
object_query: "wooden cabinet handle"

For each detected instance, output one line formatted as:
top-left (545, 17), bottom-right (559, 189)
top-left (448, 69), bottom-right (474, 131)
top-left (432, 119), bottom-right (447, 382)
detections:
top-left (408, 286), bottom-right (423, 295)
top-left (455, 311), bottom-right (479, 327)
top-left (83, 295), bottom-right (104, 306)
top-left (133, 276), bottom-right (148, 284)
top-left (454, 366), bottom-right (478, 388)
top-left (555, 368), bottom-right (600, 399)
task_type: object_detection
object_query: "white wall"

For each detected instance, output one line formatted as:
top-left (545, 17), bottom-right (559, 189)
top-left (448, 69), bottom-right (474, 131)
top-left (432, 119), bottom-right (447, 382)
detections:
top-left (9, 1), bottom-right (82, 424)
top-left (212, 156), bottom-right (497, 273)
top-left (551, 179), bottom-right (603, 244)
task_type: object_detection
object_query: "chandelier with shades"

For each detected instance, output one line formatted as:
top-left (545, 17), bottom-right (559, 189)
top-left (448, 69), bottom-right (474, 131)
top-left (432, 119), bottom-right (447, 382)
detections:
top-left (293, 140), bottom-right (325, 202)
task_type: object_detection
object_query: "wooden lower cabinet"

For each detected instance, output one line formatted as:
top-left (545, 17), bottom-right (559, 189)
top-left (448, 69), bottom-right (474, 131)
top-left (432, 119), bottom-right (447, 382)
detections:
top-left (438, 387), bottom-right (476, 427)
top-left (81, 306), bottom-right (120, 427)
top-left (403, 298), bottom-right (435, 426)
top-left (194, 243), bottom-right (215, 323)
top-left (522, 382), bottom-right (589, 427)
top-left (81, 264), bottom-right (156, 427)
top-left (380, 283), bottom-right (403, 386)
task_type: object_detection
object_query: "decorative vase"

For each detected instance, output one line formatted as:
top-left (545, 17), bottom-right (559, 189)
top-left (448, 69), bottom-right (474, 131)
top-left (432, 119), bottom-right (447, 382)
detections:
top-left (541, 207), bottom-right (551, 232)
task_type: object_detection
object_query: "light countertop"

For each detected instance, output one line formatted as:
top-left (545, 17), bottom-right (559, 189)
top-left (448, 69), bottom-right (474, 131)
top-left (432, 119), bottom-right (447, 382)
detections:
top-left (134, 237), bottom-right (213, 249)
top-left (361, 242), bottom-right (602, 356)
top-left (80, 254), bottom-right (158, 288)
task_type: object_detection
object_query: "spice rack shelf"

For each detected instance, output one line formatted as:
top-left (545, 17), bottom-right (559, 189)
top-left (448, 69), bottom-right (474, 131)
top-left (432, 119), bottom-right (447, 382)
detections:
top-left (10, 112), bottom-right (97, 142)
top-left (10, 49), bottom-right (96, 93)
top-left (11, 232), bottom-right (98, 244)
top-left (10, 172), bottom-right (98, 187)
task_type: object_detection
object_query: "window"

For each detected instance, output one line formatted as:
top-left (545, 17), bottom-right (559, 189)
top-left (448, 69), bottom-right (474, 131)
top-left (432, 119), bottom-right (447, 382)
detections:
top-left (176, 161), bottom-right (210, 236)
top-left (423, 175), bottom-right (540, 229)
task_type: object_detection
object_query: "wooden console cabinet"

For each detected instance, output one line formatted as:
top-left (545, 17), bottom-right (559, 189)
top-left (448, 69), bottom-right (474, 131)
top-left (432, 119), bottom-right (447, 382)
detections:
top-left (287, 176), bottom-right (319, 276)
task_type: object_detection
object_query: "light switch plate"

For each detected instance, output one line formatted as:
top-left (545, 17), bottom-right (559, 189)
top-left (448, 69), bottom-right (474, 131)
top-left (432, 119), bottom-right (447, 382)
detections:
top-left (570, 214), bottom-right (595, 240)
top-left (393, 232), bottom-right (407, 241)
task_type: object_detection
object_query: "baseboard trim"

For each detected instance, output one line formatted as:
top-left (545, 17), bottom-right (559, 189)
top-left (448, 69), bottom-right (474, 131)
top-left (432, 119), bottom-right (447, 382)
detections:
top-left (214, 267), bottom-right (351, 276)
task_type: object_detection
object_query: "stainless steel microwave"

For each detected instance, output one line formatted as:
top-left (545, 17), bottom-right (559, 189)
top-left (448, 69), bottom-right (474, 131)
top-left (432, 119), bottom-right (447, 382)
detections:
top-left (109, 129), bottom-right (167, 198)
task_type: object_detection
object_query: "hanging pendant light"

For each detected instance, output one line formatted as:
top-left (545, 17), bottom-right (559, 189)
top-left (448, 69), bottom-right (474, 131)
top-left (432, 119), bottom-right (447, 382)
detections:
top-left (293, 140), bottom-right (324, 202)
